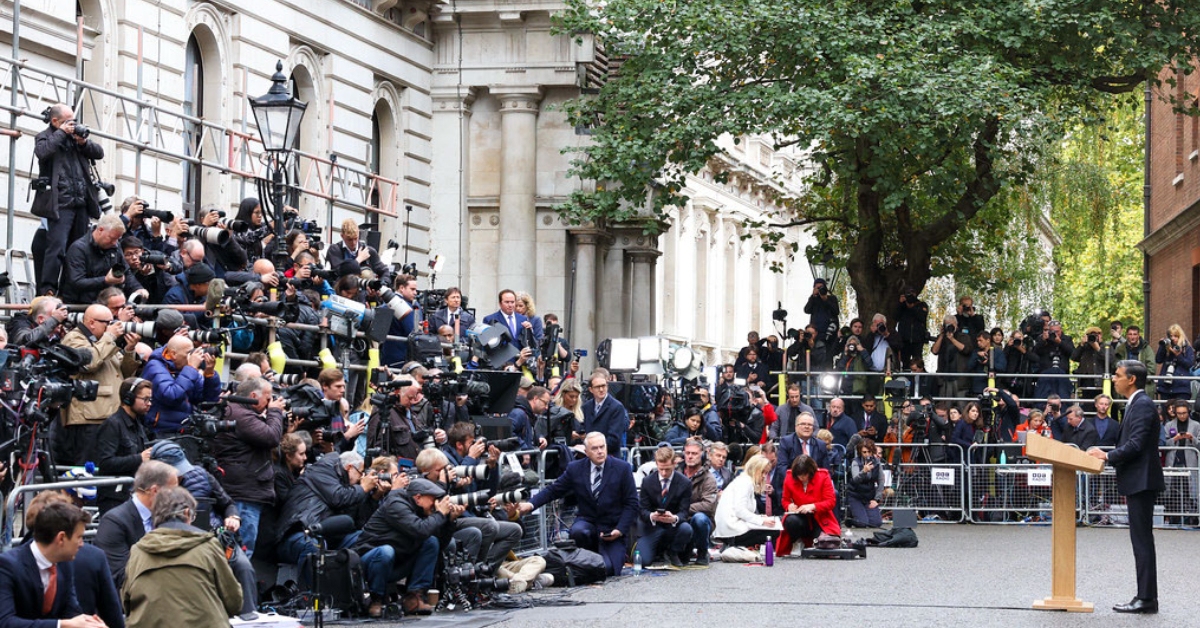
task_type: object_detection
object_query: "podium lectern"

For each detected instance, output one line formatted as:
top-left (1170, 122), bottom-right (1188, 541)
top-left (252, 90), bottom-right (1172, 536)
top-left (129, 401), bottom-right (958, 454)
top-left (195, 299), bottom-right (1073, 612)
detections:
top-left (1025, 432), bottom-right (1105, 612)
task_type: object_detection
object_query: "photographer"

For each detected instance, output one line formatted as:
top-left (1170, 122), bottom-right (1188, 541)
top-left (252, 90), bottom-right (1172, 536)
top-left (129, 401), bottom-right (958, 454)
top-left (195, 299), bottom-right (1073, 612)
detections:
top-left (8, 295), bottom-right (68, 347)
top-left (56, 304), bottom-right (142, 466)
top-left (846, 438), bottom-right (885, 528)
top-left (863, 313), bottom-right (900, 390)
top-left (905, 397), bottom-right (951, 463)
top-left (803, 278), bottom-right (839, 343)
top-left (968, 330), bottom-right (1006, 394)
top-left (94, 377), bottom-right (153, 514)
top-left (893, 289), bottom-right (930, 369)
top-left (354, 478), bottom-right (458, 617)
top-left (163, 263), bottom-right (217, 329)
top-left (232, 197), bottom-right (273, 262)
top-left (931, 315), bottom-right (970, 400)
top-left (31, 103), bottom-right (105, 297)
top-left (1155, 324), bottom-right (1195, 400)
top-left (1071, 325), bottom-right (1108, 399)
top-left (275, 451), bottom-right (377, 570)
top-left (325, 219), bottom-right (390, 285)
top-left (367, 377), bottom-right (423, 459)
top-left (121, 237), bottom-right (173, 305)
top-left (1116, 326), bottom-right (1158, 399)
top-left (834, 335), bottom-right (869, 397)
top-left (786, 324), bottom-right (831, 372)
top-left (509, 385), bottom-right (550, 451)
top-left (210, 377), bottom-right (285, 558)
top-left (416, 449), bottom-right (521, 572)
top-left (119, 196), bottom-right (174, 255)
top-left (61, 215), bottom-right (147, 306)
top-left (1033, 320), bottom-right (1075, 401)
top-left (191, 207), bottom-right (249, 279)
top-left (143, 335), bottom-right (222, 436)
top-left (954, 296), bottom-right (987, 337)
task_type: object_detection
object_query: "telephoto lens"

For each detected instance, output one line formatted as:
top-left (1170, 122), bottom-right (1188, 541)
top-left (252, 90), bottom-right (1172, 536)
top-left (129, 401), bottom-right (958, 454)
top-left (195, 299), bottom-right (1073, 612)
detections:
top-left (449, 490), bottom-right (490, 509)
top-left (452, 465), bottom-right (488, 482)
top-left (491, 487), bottom-right (530, 505)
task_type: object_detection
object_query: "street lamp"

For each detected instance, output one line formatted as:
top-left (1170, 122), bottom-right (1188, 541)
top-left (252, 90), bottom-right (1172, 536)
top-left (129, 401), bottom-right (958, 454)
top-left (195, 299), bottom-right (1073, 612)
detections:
top-left (248, 60), bottom-right (307, 270)
top-left (805, 244), bottom-right (843, 293)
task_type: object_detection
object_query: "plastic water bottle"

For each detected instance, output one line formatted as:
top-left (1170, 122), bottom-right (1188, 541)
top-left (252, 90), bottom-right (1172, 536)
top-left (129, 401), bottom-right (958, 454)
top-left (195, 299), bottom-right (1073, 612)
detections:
top-left (999, 450), bottom-right (1007, 465)
top-left (632, 550), bottom-right (642, 575)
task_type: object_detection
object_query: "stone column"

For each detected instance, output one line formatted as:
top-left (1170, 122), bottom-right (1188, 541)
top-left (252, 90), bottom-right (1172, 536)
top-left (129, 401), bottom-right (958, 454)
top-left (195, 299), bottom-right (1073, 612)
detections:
top-left (627, 246), bottom-right (661, 337)
top-left (494, 87), bottom-right (542, 292)
top-left (429, 87), bottom-right (475, 288)
top-left (571, 230), bottom-right (603, 372)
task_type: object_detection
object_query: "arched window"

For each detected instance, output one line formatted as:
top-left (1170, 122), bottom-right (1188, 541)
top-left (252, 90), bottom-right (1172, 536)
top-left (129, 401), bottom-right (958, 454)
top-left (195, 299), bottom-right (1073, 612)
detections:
top-left (183, 35), bottom-right (205, 216)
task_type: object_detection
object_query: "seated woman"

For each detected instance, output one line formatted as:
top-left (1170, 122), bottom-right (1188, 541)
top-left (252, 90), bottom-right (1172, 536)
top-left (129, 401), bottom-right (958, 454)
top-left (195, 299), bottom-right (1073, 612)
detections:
top-left (845, 439), bottom-right (885, 528)
top-left (777, 455), bottom-right (841, 556)
top-left (713, 454), bottom-right (779, 547)
top-left (665, 407), bottom-right (706, 446)
top-left (123, 487), bottom-right (243, 627)
top-left (1015, 409), bottom-right (1052, 456)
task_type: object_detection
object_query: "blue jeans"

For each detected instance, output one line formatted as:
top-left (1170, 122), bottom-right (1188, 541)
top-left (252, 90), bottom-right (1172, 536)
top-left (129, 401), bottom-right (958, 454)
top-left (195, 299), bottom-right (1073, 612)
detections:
top-left (278, 529), bottom-right (363, 581)
top-left (685, 512), bottom-right (713, 558)
top-left (637, 521), bottom-right (693, 564)
top-left (234, 501), bottom-right (264, 559)
top-left (361, 537), bottom-right (440, 595)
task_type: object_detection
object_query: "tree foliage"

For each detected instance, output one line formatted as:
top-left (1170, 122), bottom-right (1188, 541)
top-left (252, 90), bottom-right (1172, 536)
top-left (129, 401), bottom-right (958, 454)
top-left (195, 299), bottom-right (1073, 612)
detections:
top-left (555, 0), bottom-right (1200, 319)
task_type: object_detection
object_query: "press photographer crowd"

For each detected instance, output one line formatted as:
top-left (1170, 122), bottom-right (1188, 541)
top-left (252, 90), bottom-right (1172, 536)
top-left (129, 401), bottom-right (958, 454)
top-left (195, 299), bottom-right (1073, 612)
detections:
top-left (1, 104), bottom-right (1198, 626)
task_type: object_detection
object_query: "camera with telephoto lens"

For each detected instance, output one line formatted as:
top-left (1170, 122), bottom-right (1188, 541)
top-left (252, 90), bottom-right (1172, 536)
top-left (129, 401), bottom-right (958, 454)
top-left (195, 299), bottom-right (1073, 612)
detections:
top-left (188, 329), bottom-right (229, 345)
top-left (308, 264), bottom-right (337, 281)
top-left (199, 345), bottom-right (224, 358)
top-left (142, 208), bottom-right (175, 222)
top-left (71, 123), bottom-right (91, 139)
top-left (478, 436), bottom-right (523, 453)
top-left (442, 549), bottom-right (509, 593)
top-left (355, 277), bottom-right (382, 292)
top-left (449, 490), bottom-right (490, 508)
top-left (140, 251), bottom-right (167, 266)
top-left (206, 209), bottom-right (227, 218)
top-left (491, 487), bottom-right (529, 505)
top-left (181, 405), bottom-right (237, 438)
top-left (283, 383), bottom-right (341, 431)
top-left (452, 464), bottom-right (488, 482)
top-left (189, 225), bottom-right (231, 246)
top-left (216, 217), bottom-right (250, 233)
top-left (109, 263), bottom-right (125, 280)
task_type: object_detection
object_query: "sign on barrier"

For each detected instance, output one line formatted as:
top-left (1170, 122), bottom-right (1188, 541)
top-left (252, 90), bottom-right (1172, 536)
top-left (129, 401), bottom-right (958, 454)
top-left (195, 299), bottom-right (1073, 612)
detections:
top-left (931, 467), bottom-right (956, 486)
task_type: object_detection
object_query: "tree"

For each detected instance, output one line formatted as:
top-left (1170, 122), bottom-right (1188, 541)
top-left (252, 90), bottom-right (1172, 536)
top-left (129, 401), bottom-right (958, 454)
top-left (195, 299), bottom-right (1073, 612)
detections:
top-left (555, 0), bottom-right (1200, 319)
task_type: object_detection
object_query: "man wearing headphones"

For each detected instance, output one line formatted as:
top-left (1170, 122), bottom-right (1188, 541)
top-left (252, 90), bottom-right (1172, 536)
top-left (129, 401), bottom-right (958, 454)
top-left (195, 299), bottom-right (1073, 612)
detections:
top-left (94, 377), bottom-right (154, 514)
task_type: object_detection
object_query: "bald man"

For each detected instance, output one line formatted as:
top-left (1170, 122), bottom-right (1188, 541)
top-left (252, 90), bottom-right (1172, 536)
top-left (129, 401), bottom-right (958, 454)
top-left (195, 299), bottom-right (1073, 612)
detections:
top-left (142, 335), bottom-right (223, 435)
top-left (57, 304), bottom-right (142, 465)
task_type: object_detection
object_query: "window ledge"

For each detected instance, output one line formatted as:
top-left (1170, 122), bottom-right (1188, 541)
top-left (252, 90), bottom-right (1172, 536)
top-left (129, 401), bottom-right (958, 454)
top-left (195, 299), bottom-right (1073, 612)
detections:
top-left (1174, 173), bottom-right (1186, 187)
top-left (1190, 150), bottom-right (1199, 163)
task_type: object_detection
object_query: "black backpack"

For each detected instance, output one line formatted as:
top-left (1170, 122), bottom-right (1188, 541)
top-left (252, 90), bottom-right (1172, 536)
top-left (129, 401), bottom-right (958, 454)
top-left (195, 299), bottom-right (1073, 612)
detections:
top-left (307, 549), bottom-right (366, 614)
top-left (540, 546), bottom-right (607, 586)
top-left (867, 527), bottom-right (919, 548)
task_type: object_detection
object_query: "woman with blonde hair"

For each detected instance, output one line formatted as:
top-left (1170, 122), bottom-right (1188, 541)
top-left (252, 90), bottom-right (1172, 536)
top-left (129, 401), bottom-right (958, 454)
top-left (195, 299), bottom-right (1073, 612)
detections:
top-left (1156, 323), bottom-right (1195, 400)
top-left (552, 377), bottom-right (585, 441)
top-left (514, 291), bottom-right (545, 342)
top-left (713, 454), bottom-right (779, 547)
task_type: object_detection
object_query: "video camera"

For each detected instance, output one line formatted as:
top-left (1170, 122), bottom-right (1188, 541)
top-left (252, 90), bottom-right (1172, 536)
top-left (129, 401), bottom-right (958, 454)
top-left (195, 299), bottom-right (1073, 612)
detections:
top-left (180, 395), bottom-right (258, 437)
top-left (2, 346), bottom-right (97, 426)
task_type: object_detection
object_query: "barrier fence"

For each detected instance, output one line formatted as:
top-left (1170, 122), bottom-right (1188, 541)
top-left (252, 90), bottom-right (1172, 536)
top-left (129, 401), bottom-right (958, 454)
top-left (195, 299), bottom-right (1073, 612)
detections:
top-left (2, 475), bottom-right (134, 549)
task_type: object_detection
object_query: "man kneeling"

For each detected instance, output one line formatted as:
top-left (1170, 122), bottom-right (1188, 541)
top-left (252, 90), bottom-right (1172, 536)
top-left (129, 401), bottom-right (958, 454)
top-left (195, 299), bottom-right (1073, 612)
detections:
top-left (637, 445), bottom-right (693, 569)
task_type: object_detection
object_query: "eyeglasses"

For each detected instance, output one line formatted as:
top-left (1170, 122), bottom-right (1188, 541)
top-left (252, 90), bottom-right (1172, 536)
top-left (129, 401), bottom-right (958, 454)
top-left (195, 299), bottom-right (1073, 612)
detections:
top-left (591, 383), bottom-right (608, 389)
top-left (134, 395), bottom-right (153, 402)
top-left (964, 306), bottom-right (976, 312)
top-left (92, 317), bottom-right (114, 324)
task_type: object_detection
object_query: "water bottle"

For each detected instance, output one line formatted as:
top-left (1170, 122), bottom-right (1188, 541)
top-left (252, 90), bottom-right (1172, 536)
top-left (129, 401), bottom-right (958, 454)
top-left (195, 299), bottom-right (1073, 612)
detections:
top-left (999, 450), bottom-right (1007, 465)
top-left (632, 550), bottom-right (642, 575)
top-left (764, 537), bottom-right (774, 566)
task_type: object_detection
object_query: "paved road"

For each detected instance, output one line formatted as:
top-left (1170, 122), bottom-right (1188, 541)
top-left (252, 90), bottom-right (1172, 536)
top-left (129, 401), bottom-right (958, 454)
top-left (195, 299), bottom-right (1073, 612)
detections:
top-left (315, 523), bottom-right (1195, 627)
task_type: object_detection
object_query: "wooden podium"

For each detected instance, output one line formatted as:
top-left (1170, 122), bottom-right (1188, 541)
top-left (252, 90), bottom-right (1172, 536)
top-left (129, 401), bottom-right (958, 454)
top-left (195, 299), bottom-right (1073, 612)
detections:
top-left (1025, 432), bottom-right (1105, 612)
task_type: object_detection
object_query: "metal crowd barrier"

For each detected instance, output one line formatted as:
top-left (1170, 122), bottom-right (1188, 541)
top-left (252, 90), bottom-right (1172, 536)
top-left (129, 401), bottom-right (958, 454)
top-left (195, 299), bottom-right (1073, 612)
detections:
top-left (1082, 445), bottom-right (1200, 528)
top-left (2, 476), bottom-right (134, 550)
top-left (875, 443), bottom-right (966, 522)
top-left (965, 444), bottom-right (1083, 524)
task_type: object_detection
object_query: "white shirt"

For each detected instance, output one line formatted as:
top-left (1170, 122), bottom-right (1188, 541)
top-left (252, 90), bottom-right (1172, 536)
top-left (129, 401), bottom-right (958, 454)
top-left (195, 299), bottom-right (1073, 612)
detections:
top-left (30, 542), bottom-right (53, 589)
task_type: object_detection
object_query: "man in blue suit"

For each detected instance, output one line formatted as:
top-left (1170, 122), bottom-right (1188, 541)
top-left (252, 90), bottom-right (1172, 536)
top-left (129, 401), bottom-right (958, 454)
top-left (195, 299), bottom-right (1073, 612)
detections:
top-left (482, 289), bottom-right (532, 350)
top-left (583, 374), bottom-right (629, 456)
top-left (0, 501), bottom-right (106, 628)
top-left (1088, 360), bottom-right (1164, 614)
top-left (516, 432), bottom-right (639, 576)
top-left (773, 412), bottom-right (827, 496)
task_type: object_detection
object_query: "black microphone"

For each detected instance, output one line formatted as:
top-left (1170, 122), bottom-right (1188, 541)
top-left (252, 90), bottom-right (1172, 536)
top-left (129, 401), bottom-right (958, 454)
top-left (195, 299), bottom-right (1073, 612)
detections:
top-left (306, 514), bottom-right (356, 538)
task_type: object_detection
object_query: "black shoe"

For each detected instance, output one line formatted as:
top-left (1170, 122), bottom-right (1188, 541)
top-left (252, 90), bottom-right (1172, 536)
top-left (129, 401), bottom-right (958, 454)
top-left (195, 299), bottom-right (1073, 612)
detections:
top-left (1113, 598), bottom-right (1158, 614)
top-left (666, 552), bottom-right (683, 568)
top-left (695, 552), bottom-right (710, 566)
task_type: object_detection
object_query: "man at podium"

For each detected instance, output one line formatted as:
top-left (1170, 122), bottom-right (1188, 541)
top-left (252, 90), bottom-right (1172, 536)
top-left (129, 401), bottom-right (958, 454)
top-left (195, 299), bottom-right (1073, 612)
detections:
top-left (1087, 360), bottom-right (1163, 614)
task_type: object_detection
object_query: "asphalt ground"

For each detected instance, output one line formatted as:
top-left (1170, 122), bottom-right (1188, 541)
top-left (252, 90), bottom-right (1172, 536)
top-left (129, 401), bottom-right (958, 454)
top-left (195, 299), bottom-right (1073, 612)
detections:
top-left (304, 523), bottom-right (1195, 627)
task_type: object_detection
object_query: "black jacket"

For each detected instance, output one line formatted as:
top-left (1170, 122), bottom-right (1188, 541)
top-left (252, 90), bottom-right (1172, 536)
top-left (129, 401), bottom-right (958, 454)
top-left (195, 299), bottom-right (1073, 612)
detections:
top-left (638, 470), bottom-right (692, 529)
top-left (893, 300), bottom-right (931, 346)
top-left (93, 408), bottom-right (149, 513)
top-left (353, 490), bottom-right (454, 558)
top-left (326, 241), bottom-right (391, 284)
top-left (210, 403), bottom-right (284, 505)
top-left (61, 232), bottom-right (143, 305)
top-left (275, 453), bottom-right (369, 545)
top-left (30, 124), bottom-right (104, 221)
top-left (93, 498), bottom-right (146, 590)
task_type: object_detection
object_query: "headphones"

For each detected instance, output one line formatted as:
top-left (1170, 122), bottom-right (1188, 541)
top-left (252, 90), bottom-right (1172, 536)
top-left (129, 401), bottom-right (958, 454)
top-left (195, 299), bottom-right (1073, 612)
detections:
top-left (122, 377), bottom-right (148, 407)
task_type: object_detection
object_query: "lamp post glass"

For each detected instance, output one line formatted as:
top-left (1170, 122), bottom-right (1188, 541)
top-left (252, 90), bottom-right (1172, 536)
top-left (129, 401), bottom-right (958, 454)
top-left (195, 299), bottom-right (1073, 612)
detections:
top-left (249, 60), bottom-right (307, 155)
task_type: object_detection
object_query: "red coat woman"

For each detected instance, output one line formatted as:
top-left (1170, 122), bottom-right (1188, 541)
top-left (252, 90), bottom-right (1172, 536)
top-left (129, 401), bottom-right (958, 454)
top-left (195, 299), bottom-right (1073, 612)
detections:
top-left (778, 455), bottom-right (841, 556)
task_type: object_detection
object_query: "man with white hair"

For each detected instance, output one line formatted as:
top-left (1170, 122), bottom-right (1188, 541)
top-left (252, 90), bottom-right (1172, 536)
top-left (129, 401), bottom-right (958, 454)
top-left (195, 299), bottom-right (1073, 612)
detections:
top-left (514, 432), bottom-right (638, 576)
top-left (61, 214), bottom-right (146, 304)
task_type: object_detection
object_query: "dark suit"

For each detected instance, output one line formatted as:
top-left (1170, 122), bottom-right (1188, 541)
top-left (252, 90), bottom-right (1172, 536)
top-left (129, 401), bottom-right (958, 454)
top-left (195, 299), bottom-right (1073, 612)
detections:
top-left (70, 545), bottom-right (124, 628)
top-left (529, 456), bottom-right (638, 575)
top-left (1061, 418), bottom-right (1099, 451)
top-left (0, 543), bottom-right (82, 628)
top-left (92, 498), bottom-right (148, 590)
top-left (636, 471), bottom-right (694, 563)
top-left (1107, 390), bottom-right (1164, 601)
top-left (773, 432), bottom-right (828, 496)
top-left (482, 310), bottom-right (530, 349)
top-left (1092, 416), bottom-right (1119, 448)
top-left (428, 307), bottom-right (476, 340)
top-left (856, 410), bottom-right (889, 442)
top-left (583, 396), bottom-right (629, 456)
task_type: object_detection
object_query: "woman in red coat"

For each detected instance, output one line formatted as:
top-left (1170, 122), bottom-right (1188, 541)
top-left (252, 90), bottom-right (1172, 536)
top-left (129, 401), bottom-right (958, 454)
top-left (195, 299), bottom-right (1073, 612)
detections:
top-left (777, 455), bottom-right (841, 556)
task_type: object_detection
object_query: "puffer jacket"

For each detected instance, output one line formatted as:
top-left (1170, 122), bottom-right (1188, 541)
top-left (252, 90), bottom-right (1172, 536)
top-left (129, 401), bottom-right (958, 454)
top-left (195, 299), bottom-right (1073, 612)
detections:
top-left (275, 452), bottom-right (368, 546)
top-left (210, 402), bottom-right (284, 505)
top-left (122, 522), bottom-right (242, 628)
top-left (142, 347), bottom-right (221, 434)
top-left (60, 326), bottom-right (139, 426)
top-left (353, 489), bottom-right (453, 558)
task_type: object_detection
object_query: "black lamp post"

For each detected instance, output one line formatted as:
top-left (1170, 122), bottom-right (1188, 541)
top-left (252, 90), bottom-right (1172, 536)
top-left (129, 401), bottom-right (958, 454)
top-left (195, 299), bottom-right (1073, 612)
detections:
top-left (248, 60), bottom-right (307, 271)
